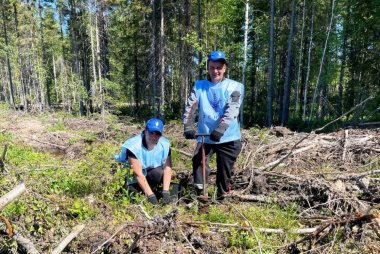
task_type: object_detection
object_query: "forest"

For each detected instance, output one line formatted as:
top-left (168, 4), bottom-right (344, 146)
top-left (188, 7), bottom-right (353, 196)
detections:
top-left (1, 0), bottom-right (380, 253)
top-left (0, 0), bottom-right (379, 128)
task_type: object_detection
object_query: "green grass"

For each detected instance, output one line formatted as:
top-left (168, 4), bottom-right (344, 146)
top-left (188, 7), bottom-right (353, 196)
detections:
top-left (0, 132), bottom-right (12, 143)
top-left (47, 120), bottom-right (67, 131)
top-left (7, 144), bottom-right (52, 168)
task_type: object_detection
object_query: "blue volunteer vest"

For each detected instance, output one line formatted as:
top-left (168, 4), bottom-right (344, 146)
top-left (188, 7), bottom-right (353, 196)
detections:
top-left (114, 133), bottom-right (170, 184)
top-left (194, 79), bottom-right (244, 144)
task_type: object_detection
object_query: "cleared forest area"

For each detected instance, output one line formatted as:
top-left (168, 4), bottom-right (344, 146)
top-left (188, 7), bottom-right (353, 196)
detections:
top-left (0, 108), bottom-right (380, 253)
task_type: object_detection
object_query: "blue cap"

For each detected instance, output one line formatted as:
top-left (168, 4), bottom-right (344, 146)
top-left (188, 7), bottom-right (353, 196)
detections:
top-left (146, 118), bottom-right (164, 134)
top-left (208, 50), bottom-right (226, 62)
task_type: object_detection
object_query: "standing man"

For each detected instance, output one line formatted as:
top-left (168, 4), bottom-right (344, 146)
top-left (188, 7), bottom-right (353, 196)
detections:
top-left (183, 50), bottom-right (244, 201)
top-left (114, 118), bottom-right (173, 205)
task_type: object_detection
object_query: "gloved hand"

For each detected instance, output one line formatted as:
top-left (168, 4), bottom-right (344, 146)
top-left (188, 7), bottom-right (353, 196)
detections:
top-left (184, 129), bottom-right (196, 139)
top-left (147, 194), bottom-right (158, 205)
top-left (161, 190), bottom-right (171, 204)
top-left (210, 129), bottom-right (224, 142)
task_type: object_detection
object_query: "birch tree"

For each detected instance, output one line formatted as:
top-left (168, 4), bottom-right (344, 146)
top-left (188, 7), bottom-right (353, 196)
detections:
top-left (267, 0), bottom-right (275, 127)
top-left (280, 0), bottom-right (296, 125)
top-left (159, 0), bottom-right (165, 119)
top-left (308, 0), bottom-right (336, 124)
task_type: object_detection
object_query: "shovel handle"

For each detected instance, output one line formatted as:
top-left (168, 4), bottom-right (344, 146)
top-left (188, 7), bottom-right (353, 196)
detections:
top-left (195, 133), bottom-right (210, 137)
top-left (194, 133), bottom-right (210, 197)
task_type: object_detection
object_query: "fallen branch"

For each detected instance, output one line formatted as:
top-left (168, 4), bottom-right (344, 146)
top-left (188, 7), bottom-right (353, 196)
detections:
top-left (0, 144), bottom-right (8, 172)
top-left (0, 183), bottom-right (26, 210)
top-left (51, 224), bottom-right (85, 254)
top-left (315, 96), bottom-right (374, 133)
top-left (228, 193), bottom-right (298, 203)
top-left (230, 204), bottom-right (263, 254)
top-left (138, 204), bottom-right (152, 220)
top-left (279, 207), bottom-right (380, 252)
top-left (172, 147), bottom-right (192, 158)
top-left (12, 233), bottom-right (40, 254)
top-left (262, 134), bottom-right (311, 172)
top-left (91, 224), bottom-right (127, 254)
top-left (182, 221), bottom-right (319, 235)
top-left (179, 228), bottom-right (198, 254)
top-left (334, 169), bottom-right (380, 181)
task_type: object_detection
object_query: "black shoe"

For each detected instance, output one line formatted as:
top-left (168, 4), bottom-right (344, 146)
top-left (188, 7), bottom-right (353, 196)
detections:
top-left (195, 187), bottom-right (203, 196)
top-left (216, 193), bottom-right (225, 203)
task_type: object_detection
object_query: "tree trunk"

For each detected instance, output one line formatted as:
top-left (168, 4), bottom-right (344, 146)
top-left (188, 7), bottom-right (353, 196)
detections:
top-left (133, 37), bottom-right (140, 109)
top-left (159, 0), bottom-right (165, 119)
top-left (89, 0), bottom-right (98, 108)
top-left (280, 0), bottom-right (296, 125)
top-left (248, 11), bottom-right (257, 126)
top-left (308, 0), bottom-right (335, 124)
top-left (96, 0), bottom-right (107, 113)
top-left (1, 3), bottom-right (15, 108)
top-left (302, 4), bottom-right (314, 122)
top-left (337, 23), bottom-right (347, 117)
top-left (242, 0), bottom-right (249, 86)
top-left (180, 0), bottom-right (191, 115)
top-left (150, 0), bottom-right (157, 115)
top-left (267, 0), bottom-right (275, 127)
top-left (240, 0), bottom-right (250, 127)
top-left (294, 0), bottom-right (306, 117)
top-left (197, 0), bottom-right (203, 80)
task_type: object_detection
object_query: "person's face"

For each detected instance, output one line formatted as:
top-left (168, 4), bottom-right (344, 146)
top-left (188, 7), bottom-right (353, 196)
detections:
top-left (145, 129), bottom-right (162, 146)
top-left (208, 61), bottom-right (226, 83)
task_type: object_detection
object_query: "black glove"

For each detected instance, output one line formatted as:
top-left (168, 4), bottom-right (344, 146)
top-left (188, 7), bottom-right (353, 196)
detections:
top-left (210, 129), bottom-right (224, 142)
top-left (161, 190), bottom-right (171, 204)
top-left (147, 194), bottom-right (158, 205)
top-left (210, 123), bottom-right (228, 142)
top-left (184, 129), bottom-right (196, 139)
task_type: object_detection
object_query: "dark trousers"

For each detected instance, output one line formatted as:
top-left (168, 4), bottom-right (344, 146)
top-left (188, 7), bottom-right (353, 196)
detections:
top-left (192, 140), bottom-right (242, 195)
top-left (125, 166), bottom-right (163, 194)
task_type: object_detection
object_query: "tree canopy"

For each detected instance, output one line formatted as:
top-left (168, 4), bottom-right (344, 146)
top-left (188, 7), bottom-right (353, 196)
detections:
top-left (0, 0), bottom-right (379, 129)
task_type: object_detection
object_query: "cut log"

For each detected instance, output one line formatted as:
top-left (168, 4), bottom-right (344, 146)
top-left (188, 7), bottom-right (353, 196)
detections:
top-left (51, 224), bottom-right (85, 254)
top-left (0, 183), bottom-right (26, 210)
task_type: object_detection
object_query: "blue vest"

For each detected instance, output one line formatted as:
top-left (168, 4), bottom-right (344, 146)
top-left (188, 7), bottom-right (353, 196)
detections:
top-left (114, 133), bottom-right (170, 183)
top-left (194, 79), bottom-right (244, 143)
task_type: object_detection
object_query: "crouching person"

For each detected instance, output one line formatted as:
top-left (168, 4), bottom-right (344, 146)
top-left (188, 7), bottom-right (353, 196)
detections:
top-left (114, 118), bottom-right (174, 205)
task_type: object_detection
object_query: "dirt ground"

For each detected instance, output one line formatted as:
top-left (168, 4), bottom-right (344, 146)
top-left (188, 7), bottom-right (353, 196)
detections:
top-left (1, 110), bottom-right (380, 253)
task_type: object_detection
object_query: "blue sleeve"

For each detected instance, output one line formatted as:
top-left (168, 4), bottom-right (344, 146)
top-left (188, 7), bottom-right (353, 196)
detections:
top-left (114, 146), bottom-right (127, 162)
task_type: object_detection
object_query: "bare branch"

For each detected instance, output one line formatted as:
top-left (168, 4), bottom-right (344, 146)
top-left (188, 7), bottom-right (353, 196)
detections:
top-left (0, 183), bottom-right (26, 210)
top-left (51, 224), bottom-right (85, 254)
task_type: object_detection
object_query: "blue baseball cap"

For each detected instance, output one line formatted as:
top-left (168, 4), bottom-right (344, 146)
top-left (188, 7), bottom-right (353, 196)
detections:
top-left (208, 50), bottom-right (226, 63)
top-left (145, 118), bottom-right (164, 134)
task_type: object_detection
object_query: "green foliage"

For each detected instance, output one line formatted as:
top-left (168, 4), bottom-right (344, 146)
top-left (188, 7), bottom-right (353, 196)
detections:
top-left (7, 144), bottom-right (51, 168)
top-left (68, 199), bottom-right (97, 220)
top-left (0, 132), bottom-right (12, 143)
top-left (249, 127), bottom-right (270, 144)
top-left (229, 228), bottom-right (257, 250)
top-left (202, 205), bottom-right (231, 223)
top-left (0, 102), bottom-right (11, 112)
top-left (48, 120), bottom-right (67, 131)
top-left (243, 204), bottom-right (298, 229)
top-left (1, 200), bottom-right (28, 218)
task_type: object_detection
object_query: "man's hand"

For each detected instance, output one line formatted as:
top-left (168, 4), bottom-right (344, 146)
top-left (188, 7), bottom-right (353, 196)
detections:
top-left (147, 194), bottom-right (158, 205)
top-left (210, 129), bottom-right (223, 142)
top-left (184, 130), bottom-right (196, 139)
top-left (161, 190), bottom-right (171, 204)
